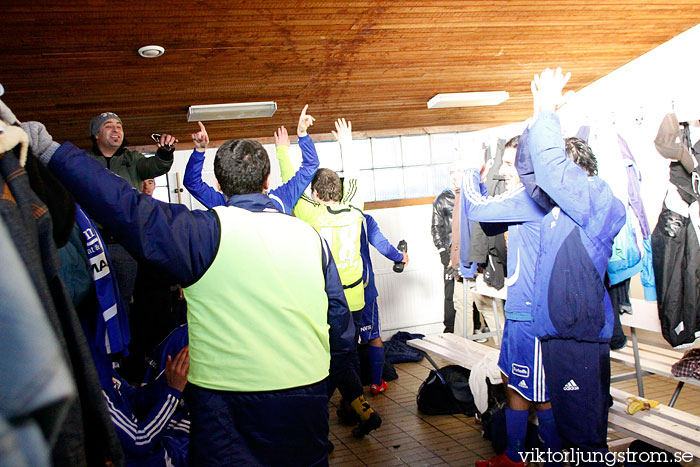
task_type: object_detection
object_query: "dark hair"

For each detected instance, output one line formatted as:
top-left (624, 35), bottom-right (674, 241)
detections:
top-left (311, 168), bottom-right (342, 202)
top-left (214, 139), bottom-right (270, 196)
top-left (565, 137), bottom-right (598, 176)
top-left (505, 135), bottom-right (520, 149)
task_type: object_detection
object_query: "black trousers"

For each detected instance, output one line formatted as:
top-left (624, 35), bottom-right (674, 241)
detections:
top-left (443, 268), bottom-right (455, 333)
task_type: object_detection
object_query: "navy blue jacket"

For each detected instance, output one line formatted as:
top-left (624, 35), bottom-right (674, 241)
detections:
top-left (528, 112), bottom-right (626, 342)
top-left (47, 142), bottom-right (355, 363)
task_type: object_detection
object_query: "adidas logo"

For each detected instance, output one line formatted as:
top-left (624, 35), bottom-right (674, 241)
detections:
top-left (563, 379), bottom-right (579, 391)
top-left (518, 380), bottom-right (528, 389)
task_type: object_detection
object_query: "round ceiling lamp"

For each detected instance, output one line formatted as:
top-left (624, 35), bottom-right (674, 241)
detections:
top-left (138, 45), bottom-right (165, 58)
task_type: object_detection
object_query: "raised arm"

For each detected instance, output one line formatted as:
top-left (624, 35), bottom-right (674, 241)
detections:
top-left (183, 121), bottom-right (227, 208)
top-left (23, 121), bottom-right (219, 286)
top-left (364, 214), bottom-right (404, 263)
top-left (334, 118), bottom-right (363, 209)
top-left (528, 67), bottom-right (592, 225)
top-left (135, 133), bottom-right (176, 180)
top-left (269, 105), bottom-right (320, 214)
top-left (275, 126), bottom-right (294, 182)
top-left (461, 169), bottom-right (545, 224)
top-left (529, 67), bottom-right (625, 239)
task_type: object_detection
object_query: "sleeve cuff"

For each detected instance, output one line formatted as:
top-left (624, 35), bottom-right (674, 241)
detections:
top-left (38, 141), bottom-right (61, 166)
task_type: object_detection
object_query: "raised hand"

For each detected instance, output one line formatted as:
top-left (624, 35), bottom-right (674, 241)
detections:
top-left (297, 104), bottom-right (315, 137)
top-left (480, 158), bottom-right (494, 182)
top-left (165, 345), bottom-right (189, 392)
top-left (158, 133), bottom-right (179, 151)
top-left (191, 121), bottom-right (209, 151)
top-left (274, 126), bottom-right (290, 147)
top-left (331, 118), bottom-right (352, 146)
top-left (531, 67), bottom-right (575, 116)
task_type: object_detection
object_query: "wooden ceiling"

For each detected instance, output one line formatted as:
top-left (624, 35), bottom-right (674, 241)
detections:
top-left (3, 2), bottom-right (700, 150)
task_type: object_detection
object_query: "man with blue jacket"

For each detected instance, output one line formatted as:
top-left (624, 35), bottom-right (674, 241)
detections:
top-left (527, 68), bottom-right (626, 462)
top-left (461, 134), bottom-right (560, 467)
top-left (24, 117), bottom-right (356, 466)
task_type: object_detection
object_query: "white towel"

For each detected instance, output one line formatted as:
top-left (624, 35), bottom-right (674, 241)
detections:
top-left (469, 352), bottom-right (503, 414)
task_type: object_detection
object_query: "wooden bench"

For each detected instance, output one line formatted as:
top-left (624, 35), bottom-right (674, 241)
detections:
top-left (407, 332), bottom-right (498, 372)
top-left (408, 332), bottom-right (700, 461)
top-left (609, 298), bottom-right (699, 406)
top-left (608, 387), bottom-right (700, 461)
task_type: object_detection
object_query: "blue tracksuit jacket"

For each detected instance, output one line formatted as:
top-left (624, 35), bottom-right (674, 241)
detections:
top-left (528, 111), bottom-right (626, 342)
top-left (182, 135), bottom-right (319, 214)
top-left (460, 168), bottom-right (548, 321)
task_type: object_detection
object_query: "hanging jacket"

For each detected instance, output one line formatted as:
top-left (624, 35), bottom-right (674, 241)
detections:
top-left (652, 202), bottom-right (700, 347)
top-left (0, 215), bottom-right (76, 466)
top-left (431, 188), bottom-right (456, 253)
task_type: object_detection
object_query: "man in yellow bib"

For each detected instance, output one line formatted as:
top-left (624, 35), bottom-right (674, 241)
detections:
top-left (293, 119), bottom-right (382, 438)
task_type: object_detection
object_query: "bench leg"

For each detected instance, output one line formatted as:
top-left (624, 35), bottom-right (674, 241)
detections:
top-left (630, 328), bottom-right (644, 397)
top-left (421, 352), bottom-right (442, 372)
top-left (668, 381), bottom-right (684, 407)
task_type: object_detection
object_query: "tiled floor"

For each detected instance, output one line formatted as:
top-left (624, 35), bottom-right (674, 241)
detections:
top-left (328, 332), bottom-right (700, 466)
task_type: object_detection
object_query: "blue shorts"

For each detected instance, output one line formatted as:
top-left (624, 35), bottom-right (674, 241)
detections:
top-left (358, 298), bottom-right (381, 343)
top-left (497, 319), bottom-right (548, 402)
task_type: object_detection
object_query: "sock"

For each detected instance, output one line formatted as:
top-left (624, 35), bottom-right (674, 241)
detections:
top-left (505, 408), bottom-right (528, 463)
top-left (368, 345), bottom-right (384, 386)
top-left (350, 395), bottom-right (374, 422)
top-left (537, 408), bottom-right (562, 466)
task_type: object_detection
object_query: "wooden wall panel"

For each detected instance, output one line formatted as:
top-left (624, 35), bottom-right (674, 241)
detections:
top-left (2, 2), bottom-right (699, 148)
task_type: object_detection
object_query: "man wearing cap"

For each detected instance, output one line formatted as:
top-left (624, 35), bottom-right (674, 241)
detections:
top-left (87, 112), bottom-right (176, 308)
top-left (87, 112), bottom-right (174, 190)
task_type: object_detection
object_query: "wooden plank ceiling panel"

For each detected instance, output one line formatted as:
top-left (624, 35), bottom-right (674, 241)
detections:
top-left (1, 1), bottom-right (699, 149)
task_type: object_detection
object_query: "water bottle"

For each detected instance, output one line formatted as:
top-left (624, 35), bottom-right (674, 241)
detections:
top-left (393, 240), bottom-right (408, 273)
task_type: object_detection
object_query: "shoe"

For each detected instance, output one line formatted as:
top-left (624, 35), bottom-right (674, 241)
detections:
top-left (475, 453), bottom-right (524, 467)
top-left (327, 439), bottom-right (335, 454)
top-left (351, 412), bottom-right (382, 439)
top-left (370, 380), bottom-right (388, 395)
top-left (474, 329), bottom-right (488, 343)
top-left (336, 400), bottom-right (360, 426)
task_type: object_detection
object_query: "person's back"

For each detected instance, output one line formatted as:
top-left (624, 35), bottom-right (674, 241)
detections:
top-left (294, 119), bottom-right (365, 312)
top-left (184, 204), bottom-right (331, 391)
top-left (527, 67), bottom-right (626, 464)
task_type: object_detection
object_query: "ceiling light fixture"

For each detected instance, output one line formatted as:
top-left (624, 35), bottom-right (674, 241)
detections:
top-left (186, 102), bottom-right (278, 122)
top-left (427, 91), bottom-right (509, 109)
top-left (138, 45), bottom-right (165, 58)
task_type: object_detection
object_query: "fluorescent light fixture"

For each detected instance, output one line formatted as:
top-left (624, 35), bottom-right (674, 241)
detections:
top-left (187, 101), bottom-right (277, 122)
top-left (427, 91), bottom-right (509, 109)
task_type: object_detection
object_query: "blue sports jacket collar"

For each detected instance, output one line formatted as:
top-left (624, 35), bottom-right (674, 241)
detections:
top-left (226, 193), bottom-right (280, 212)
